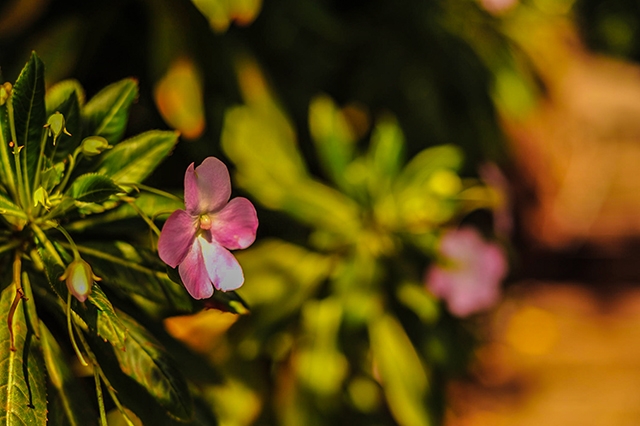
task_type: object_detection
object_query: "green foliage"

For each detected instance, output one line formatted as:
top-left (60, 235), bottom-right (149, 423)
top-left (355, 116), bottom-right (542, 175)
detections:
top-left (0, 283), bottom-right (47, 425)
top-left (216, 84), bottom-right (499, 425)
top-left (0, 53), bottom-right (231, 425)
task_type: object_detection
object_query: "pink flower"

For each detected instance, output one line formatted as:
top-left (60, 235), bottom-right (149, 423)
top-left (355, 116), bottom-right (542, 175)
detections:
top-left (480, 0), bottom-right (517, 15)
top-left (425, 227), bottom-right (507, 317)
top-left (158, 157), bottom-right (258, 299)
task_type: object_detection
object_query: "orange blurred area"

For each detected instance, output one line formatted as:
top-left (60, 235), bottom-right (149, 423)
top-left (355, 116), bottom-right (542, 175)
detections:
top-left (506, 14), bottom-right (640, 247)
top-left (447, 7), bottom-right (640, 426)
top-left (446, 282), bottom-right (640, 426)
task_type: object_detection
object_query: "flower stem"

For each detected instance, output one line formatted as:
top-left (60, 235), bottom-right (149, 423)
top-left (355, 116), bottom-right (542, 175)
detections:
top-left (128, 199), bottom-right (162, 237)
top-left (55, 225), bottom-right (80, 259)
top-left (55, 151), bottom-right (78, 195)
top-left (6, 100), bottom-right (31, 208)
top-left (32, 130), bottom-right (50, 198)
top-left (30, 223), bottom-right (65, 267)
top-left (75, 330), bottom-right (136, 426)
top-left (125, 182), bottom-right (183, 202)
top-left (0, 114), bottom-right (18, 202)
top-left (66, 291), bottom-right (88, 366)
top-left (94, 366), bottom-right (108, 426)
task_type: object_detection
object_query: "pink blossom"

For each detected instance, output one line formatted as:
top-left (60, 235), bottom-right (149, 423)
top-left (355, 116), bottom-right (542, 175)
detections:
top-left (480, 0), bottom-right (517, 15)
top-left (158, 157), bottom-right (258, 299)
top-left (425, 227), bottom-right (507, 317)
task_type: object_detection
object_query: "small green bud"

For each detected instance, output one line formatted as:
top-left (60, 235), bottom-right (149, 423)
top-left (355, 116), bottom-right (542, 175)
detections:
top-left (45, 112), bottom-right (71, 143)
top-left (0, 83), bottom-right (11, 106)
top-left (81, 136), bottom-right (112, 157)
top-left (60, 258), bottom-right (101, 302)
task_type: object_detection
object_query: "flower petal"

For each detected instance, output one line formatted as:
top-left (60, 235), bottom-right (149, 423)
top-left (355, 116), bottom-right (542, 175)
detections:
top-left (211, 197), bottom-right (258, 250)
top-left (158, 210), bottom-right (197, 268)
top-left (179, 238), bottom-right (214, 299)
top-left (199, 237), bottom-right (245, 291)
top-left (184, 157), bottom-right (231, 215)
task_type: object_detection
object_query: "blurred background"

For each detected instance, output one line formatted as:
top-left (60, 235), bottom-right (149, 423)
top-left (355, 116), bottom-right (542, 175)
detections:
top-left (3, 0), bottom-right (640, 424)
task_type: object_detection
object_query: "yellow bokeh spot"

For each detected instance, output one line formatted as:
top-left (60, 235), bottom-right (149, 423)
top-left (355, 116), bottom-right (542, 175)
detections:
top-left (505, 306), bottom-right (559, 356)
top-left (348, 377), bottom-right (380, 413)
top-left (428, 169), bottom-right (462, 197)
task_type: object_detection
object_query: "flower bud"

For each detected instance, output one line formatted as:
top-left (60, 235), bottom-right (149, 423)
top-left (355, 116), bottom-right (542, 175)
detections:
top-left (0, 83), bottom-right (11, 106)
top-left (46, 112), bottom-right (71, 141)
top-left (60, 258), bottom-right (101, 302)
top-left (81, 136), bottom-right (112, 157)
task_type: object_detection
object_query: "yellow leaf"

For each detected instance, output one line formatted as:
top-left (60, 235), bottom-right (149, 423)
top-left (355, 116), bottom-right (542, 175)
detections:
top-left (154, 57), bottom-right (205, 140)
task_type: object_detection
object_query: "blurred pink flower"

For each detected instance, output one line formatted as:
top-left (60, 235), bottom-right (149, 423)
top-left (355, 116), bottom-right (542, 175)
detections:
top-left (158, 157), bottom-right (258, 299)
top-left (480, 0), bottom-right (517, 15)
top-left (425, 227), bottom-right (507, 317)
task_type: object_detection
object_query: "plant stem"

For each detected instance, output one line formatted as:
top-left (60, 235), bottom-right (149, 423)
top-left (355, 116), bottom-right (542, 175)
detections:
top-left (32, 130), bottom-right (50, 199)
top-left (6, 100), bottom-right (31, 208)
top-left (76, 330), bottom-right (136, 426)
top-left (128, 200), bottom-right (162, 237)
top-left (126, 182), bottom-right (183, 202)
top-left (94, 365), bottom-right (108, 426)
top-left (67, 291), bottom-right (88, 366)
top-left (31, 223), bottom-right (65, 267)
top-left (0, 111), bottom-right (18, 202)
top-left (55, 151), bottom-right (78, 195)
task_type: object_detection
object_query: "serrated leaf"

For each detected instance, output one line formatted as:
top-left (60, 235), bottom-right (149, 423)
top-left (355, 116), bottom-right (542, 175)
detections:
top-left (88, 284), bottom-right (127, 351)
top-left (41, 323), bottom-right (97, 426)
top-left (12, 52), bottom-right (46, 190)
top-left (0, 283), bottom-right (48, 425)
top-left (82, 78), bottom-right (138, 144)
top-left (96, 130), bottom-right (179, 184)
top-left (111, 311), bottom-right (193, 421)
top-left (67, 173), bottom-right (121, 203)
top-left (78, 241), bottom-right (195, 317)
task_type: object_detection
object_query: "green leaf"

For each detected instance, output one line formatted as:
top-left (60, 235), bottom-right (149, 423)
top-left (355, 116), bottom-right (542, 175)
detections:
top-left (96, 130), bottom-right (179, 184)
top-left (67, 173), bottom-right (121, 203)
top-left (82, 78), bottom-right (138, 144)
top-left (45, 80), bottom-right (83, 157)
top-left (64, 192), bottom-right (183, 233)
top-left (308, 95), bottom-right (356, 192)
top-left (78, 241), bottom-right (195, 317)
top-left (46, 79), bottom-right (85, 113)
top-left (396, 145), bottom-right (463, 191)
top-left (0, 98), bottom-right (16, 196)
top-left (223, 101), bottom-right (361, 237)
top-left (234, 239), bottom-right (332, 329)
top-left (369, 314), bottom-right (431, 426)
top-left (12, 52), bottom-right (46, 189)
top-left (88, 284), bottom-right (127, 351)
top-left (368, 115), bottom-right (405, 193)
top-left (109, 311), bottom-right (193, 421)
top-left (41, 323), bottom-right (97, 426)
top-left (33, 241), bottom-right (126, 349)
top-left (0, 283), bottom-right (48, 425)
top-left (0, 191), bottom-right (27, 227)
